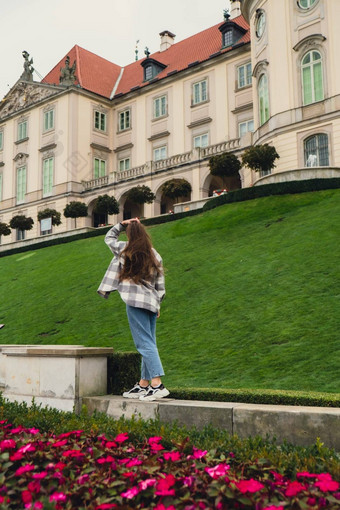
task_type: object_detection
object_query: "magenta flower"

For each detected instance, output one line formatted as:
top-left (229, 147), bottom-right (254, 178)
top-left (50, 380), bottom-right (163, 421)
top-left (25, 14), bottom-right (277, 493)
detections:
top-left (297, 471), bottom-right (317, 478)
top-left (62, 449), bottom-right (85, 458)
top-left (314, 473), bottom-right (339, 492)
top-left (10, 451), bottom-right (23, 461)
top-left (52, 439), bottom-right (68, 447)
top-left (10, 426), bottom-right (24, 434)
top-left (121, 486), bottom-right (140, 499)
top-left (28, 428), bottom-right (40, 435)
top-left (126, 458), bottom-right (143, 467)
top-left (21, 490), bottom-right (32, 504)
top-left (15, 464), bottom-right (35, 476)
top-left (114, 432), bottom-right (129, 443)
top-left (263, 506), bottom-right (284, 510)
top-left (139, 478), bottom-right (156, 490)
top-left (95, 504), bottom-right (118, 509)
top-left (32, 471), bottom-right (48, 479)
top-left (148, 436), bottom-right (162, 444)
top-left (49, 492), bottom-right (67, 502)
top-left (18, 443), bottom-right (36, 454)
top-left (285, 481), bottom-right (306, 497)
top-left (97, 455), bottom-right (115, 464)
top-left (235, 478), bottom-right (265, 494)
top-left (205, 463), bottom-right (230, 479)
top-left (155, 474), bottom-right (176, 496)
top-left (183, 475), bottom-right (195, 488)
top-left (0, 439), bottom-right (16, 451)
top-left (150, 442), bottom-right (164, 452)
top-left (154, 504), bottom-right (176, 510)
top-left (27, 481), bottom-right (41, 494)
top-left (105, 441), bottom-right (117, 448)
top-left (192, 447), bottom-right (207, 459)
top-left (164, 451), bottom-right (181, 462)
top-left (77, 474), bottom-right (90, 484)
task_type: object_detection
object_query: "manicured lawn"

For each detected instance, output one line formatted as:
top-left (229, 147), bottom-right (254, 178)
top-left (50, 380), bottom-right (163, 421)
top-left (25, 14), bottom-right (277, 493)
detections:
top-left (0, 189), bottom-right (339, 393)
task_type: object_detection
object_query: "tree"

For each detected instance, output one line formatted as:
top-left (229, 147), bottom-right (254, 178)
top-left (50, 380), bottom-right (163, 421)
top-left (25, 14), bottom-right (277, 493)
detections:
top-left (93, 194), bottom-right (119, 216)
top-left (63, 201), bottom-right (88, 228)
top-left (126, 186), bottom-right (155, 204)
top-left (208, 152), bottom-right (241, 183)
top-left (37, 208), bottom-right (62, 226)
top-left (241, 144), bottom-right (280, 174)
top-left (9, 215), bottom-right (34, 232)
top-left (0, 222), bottom-right (11, 237)
top-left (161, 179), bottom-right (192, 203)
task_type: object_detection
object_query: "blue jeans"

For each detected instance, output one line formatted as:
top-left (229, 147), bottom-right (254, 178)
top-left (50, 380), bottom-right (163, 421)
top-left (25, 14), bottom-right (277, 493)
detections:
top-left (126, 305), bottom-right (165, 380)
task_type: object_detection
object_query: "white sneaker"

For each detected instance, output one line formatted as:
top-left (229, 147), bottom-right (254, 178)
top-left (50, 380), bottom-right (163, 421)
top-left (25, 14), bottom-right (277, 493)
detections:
top-left (139, 384), bottom-right (170, 401)
top-left (122, 383), bottom-right (149, 399)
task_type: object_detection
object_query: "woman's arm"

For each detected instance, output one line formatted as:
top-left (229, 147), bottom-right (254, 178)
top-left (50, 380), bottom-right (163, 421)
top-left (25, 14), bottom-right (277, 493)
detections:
top-left (104, 223), bottom-right (126, 255)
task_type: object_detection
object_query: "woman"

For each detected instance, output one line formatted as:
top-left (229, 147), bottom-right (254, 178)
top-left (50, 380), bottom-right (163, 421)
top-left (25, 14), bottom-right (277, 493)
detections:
top-left (98, 218), bottom-right (169, 401)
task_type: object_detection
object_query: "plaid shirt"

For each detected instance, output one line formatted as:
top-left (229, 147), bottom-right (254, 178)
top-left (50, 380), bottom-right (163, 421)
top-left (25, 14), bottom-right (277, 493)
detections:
top-left (97, 223), bottom-right (165, 313)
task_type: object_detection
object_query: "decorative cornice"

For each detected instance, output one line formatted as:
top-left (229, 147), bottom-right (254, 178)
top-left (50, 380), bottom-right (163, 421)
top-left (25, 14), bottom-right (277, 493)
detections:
top-left (293, 34), bottom-right (326, 52)
top-left (187, 117), bottom-right (212, 129)
top-left (39, 143), bottom-right (57, 152)
top-left (14, 137), bottom-right (29, 145)
top-left (113, 142), bottom-right (134, 153)
top-left (252, 59), bottom-right (269, 78)
top-left (231, 102), bottom-right (253, 114)
top-left (90, 142), bottom-right (112, 153)
top-left (148, 130), bottom-right (170, 141)
top-left (13, 152), bottom-right (29, 162)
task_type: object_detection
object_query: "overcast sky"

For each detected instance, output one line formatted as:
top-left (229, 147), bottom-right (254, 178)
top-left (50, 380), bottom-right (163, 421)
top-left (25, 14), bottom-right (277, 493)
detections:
top-left (1, 0), bottom-right (231, 100)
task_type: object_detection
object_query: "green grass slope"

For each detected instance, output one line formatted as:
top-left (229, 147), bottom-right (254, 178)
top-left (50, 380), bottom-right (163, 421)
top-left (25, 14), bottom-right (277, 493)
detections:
top-left (0, 190), bottom-right (339, 393)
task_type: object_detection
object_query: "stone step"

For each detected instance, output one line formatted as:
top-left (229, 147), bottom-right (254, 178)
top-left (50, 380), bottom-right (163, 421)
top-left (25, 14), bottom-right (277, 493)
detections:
top-left (83, 395), bottom-right (340, 450)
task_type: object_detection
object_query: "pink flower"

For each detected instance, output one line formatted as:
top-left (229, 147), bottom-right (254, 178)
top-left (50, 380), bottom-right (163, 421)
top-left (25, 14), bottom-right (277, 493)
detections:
top-left (114, 432), bottom-right (129, 443)
top-left (297, 471), bottom-right (317, 478)
top-left (205, 463), bottom-right (230, 479)
top-left (235, 478), bottom-right (265, 494)
top-left (148, 436), bottom-right (162, 444)
top-left (22, 490), bottom-right (32, 504)
top-left (154, 504), bottom-right (176, 510)
top-left (28, 428), bottom-right (40, 435)
top-left (10, 451), bottom-right (23, 461)
top-left (314, 473), bottom-right (339, 492)
top-left (27, 481), bottom-right (41, 494)
top-left (285, 481), bottom-right (306, 497)
top-left (25, 503), bottom-right (43, 509)
top-left (77, 474), bottom-right (90, 484)
top-left (95, 504), bottom-right (118, 509)
top-left (155, 474), bottom-right (176, 496)
top-left (62, 449), bottom-right (85, 458)
top-left (139, 478), bottom-right (156, 490)
top-left (97, 455), bottom-right (115, 464)
top-left (121, 486), bottom-right (140, 499)
top-left (105, 441), bottom-right (117, 448)
top-left (150, 442), bottom-right (164, 451)
top-left (164, 451), bottom-right (181, 462)
top-left (18, 443), bottom-right (36, 454)
top-left (49, 492), bottom-right (67, 502)
top-left (192, 447), bottom-right (207, 459)
top-left (183, 476), bottom-right (195, 487)
top-left (52, 439), bottom-right (68, 447)
top-left (15, 464), bottom-right (35, 476)
top-left (55, 462), bottom-right (66, 471)
top-left (10, 426), bottom-right (24, 434)
top-left (0, 439), bottom-right (16, 451)
top-left (32, 471), bottom-right (48, 479)
top-left (126, 458), bottom-right (143, 467)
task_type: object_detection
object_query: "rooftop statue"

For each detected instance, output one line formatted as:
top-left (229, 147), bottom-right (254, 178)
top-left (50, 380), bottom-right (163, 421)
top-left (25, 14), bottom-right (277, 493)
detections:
top-left (21, 50), bottom-right (34, 81)
top-left (59, 56), bottom-right (77, 86)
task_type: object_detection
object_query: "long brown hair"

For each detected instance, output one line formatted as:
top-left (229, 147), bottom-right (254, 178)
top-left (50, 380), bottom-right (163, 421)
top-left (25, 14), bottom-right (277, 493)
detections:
top-left (119, 222), bottom-right (162, 284)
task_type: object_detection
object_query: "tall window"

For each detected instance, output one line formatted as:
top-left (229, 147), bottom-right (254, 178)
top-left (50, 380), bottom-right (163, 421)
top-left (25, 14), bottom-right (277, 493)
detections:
top-left (43, 110), bottom-right (54, 132)
top-left (0, 173), bottom-right (2, 201)
top-left (304, 134), bottom-right (329, 167)
top-left (298, 0), bottom-right (317, 9)
top-left (223, 30), bottom-right (233, 47)
top-left (119, 158), bottom-right (130, 172)
top-left (153, 146), bottom-right (167, 161)
top-left (17, 166), bottom-right (26, 203)
top-left (192, 80), bottom-right (207, 105)
top-left (18, 121), bottom-right (27, 141)
top-left (193, 133), bottom-right (209, 148)
top-left (119, 109), bottom-right (130, 131)
top-left (238, 62), bottom-right (252, 88)
top-left (94, 111), bottom-right (106, 132)
top-left (258, 74), bottom-right (270, 126)
top-left (145, 65), bottom-right (153, 81)
top-left (302, 50), bottom-right (324, 105)
top-left (94, 158), bottom-right (106, 178)
top-left (153, 96), bottom-right (167, 119)
top-left (239, 119), bottom-right (254, 138)
top-left (0, 130), bottom-right (3, 150)
top-left (43, 158), bottom-right (53, 196)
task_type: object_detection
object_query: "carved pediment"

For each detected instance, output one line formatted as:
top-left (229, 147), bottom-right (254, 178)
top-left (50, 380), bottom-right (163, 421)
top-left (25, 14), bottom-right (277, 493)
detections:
top-left (0, 81), bottom-right (62, 120)
top-left (13, 152), bottom-right (29, 163)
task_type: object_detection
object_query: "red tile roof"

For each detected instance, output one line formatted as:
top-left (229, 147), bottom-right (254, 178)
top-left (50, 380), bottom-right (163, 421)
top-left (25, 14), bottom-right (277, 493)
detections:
top-left (42, 16), bottom-right (250, 99)
top-left (42, 45), bottom-right (122, 98)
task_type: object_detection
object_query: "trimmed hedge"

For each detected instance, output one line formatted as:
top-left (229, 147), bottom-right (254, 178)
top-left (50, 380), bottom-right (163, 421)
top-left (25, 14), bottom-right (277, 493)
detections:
top-left (203, 178), bottom-right (340, 212)
top-left (108, 352), bottom-right (141, 394)
top-left (168, 387), bottom-right (340, 408)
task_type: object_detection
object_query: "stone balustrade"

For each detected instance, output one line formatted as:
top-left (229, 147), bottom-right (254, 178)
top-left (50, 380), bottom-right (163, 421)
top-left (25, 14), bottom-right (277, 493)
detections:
top-left (83, 175), bottom-right (109, 190)
top-left (115, 163), bottom-right (149, 182)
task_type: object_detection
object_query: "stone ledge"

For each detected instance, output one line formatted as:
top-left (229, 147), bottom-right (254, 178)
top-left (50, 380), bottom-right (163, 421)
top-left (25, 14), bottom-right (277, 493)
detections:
top-left (1, 346), bottom-right (113, 357)
top-left (83, 396), bottom-right (340, 449)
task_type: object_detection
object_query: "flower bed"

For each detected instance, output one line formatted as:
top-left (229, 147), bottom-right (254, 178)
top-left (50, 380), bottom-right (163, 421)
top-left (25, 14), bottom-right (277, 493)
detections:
top-left (0, 421), bottom-right (339, 509)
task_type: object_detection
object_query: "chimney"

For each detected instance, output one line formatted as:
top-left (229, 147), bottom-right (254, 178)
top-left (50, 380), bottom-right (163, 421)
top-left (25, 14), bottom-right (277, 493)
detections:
top-left (159, 30), bottom-right (176, 52)
top-left (230, 0), bottom-right (241, 19)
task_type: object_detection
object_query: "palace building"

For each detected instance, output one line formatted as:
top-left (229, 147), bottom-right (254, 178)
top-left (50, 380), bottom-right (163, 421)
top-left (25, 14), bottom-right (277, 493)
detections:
top-left (0, 0), bottom-right (339, 245)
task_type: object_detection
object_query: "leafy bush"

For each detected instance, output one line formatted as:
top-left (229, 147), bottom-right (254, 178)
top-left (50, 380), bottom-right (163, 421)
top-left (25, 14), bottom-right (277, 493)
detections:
top-left (242, 144), bottom-right (280, 174)
top-left (203, 178), bottom-right (340, 211)
top-left (93, 195), bottom-right (119, 216)
top-left (9, 215), bottom-right (34, 231)
top-left (0, 400), bottom-right (339, 509)
top-left (161, 179), bottom-right (192, 202)
top-left (0, 222), bottom-right (11, 236)
top-left (209, 152), bottom-right (241, 179)
top-left (126, 186), bottom-right (155, 204)
top-left (108, 352), bottom-right (141, 395)
top-left (63, 201), bottom-right (88, 228)
top-left (37, 209), bottom-right (62, 226)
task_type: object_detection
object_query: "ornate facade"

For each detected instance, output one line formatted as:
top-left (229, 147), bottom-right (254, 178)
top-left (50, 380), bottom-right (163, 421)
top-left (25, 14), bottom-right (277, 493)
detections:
top-left (0, 0), bottom-right (339, 245)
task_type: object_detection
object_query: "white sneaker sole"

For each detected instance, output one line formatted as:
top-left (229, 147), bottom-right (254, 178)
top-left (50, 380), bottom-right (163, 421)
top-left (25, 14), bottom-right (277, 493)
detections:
top-left (122, 393), bottom-right (146, 399)
top-left (139, 389), bottom-right (170, 401)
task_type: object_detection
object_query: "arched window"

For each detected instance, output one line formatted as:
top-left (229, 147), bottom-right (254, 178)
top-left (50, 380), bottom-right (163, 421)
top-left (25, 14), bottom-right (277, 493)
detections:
top-left (298, 0), bottom-right (317, 9)
top-left (304, 134), bottom-right (329, 167)
top-left (258, 74), bottom-right (270, 125)
top-left (302, 50), bottom-right (324, 105)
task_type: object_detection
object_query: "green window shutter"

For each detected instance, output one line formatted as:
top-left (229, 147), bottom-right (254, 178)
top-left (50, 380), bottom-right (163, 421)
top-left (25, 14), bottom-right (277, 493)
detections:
top-left (238, 66), bottom-right (245, 88)
top-left (17, 167), bottom-right (26, 202)
top-left (0, 173), bottom-right (2, 200)
top-left (193, 83), bottom-right (200, 104)
top-left (100, 160), bottom-right (106, 177)
top-left (313, 61), bottom-right (323, 102)
top-left (94, 158), bottom-right (99, 178)
top-left (43, 159), bottom-right (53, 195)
top-left (303, 65), bottom-right (312, 105)
top-left (201, 81), bottom-right (207, 101)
